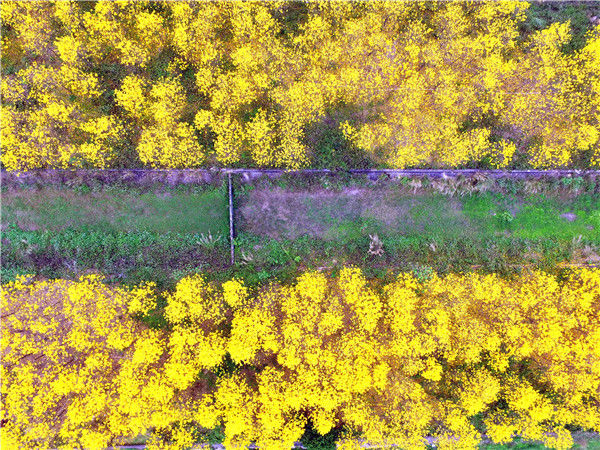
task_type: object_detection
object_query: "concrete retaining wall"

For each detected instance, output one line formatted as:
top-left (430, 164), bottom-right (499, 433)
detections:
top-left (2, 168), bottom-right (599, 188)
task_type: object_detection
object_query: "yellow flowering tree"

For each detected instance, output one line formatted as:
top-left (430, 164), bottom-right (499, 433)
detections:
top-left (0, 274), bottom-right (159, 449)
top-left (1, 1), bottom-right (123, 171)
top-left (2, 1), bottom-right (599, 169)
top-left (5, 268), bottom-right (599, 448)
top-left (115, 75), bottom-right (205, 168)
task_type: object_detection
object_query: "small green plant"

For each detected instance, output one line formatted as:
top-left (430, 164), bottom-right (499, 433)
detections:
top-left (411, 264), bottom-right (434, 283)
top-left (561, 177), bottom-right (574, 186)
top-left (73, 184), bottom-right (92, 195)
top-left (266, 240), bottom-right (296, 266)
top-left (170, 266), bottom-right (204, 281)
top-left (320, 176), bottom-right (332, 189)
top-left (196, 232), bottom-right (224, 249)
top-left (257, 270), bottom-right (271, 282)
top-left (496, 178), bottom-right (520, 196)
top-left (274, 177), bottom-right (289, 189)
top-left (498, 210), bottom-right (514, 226)
top-left (236, 182), bottom-right (256, 196)
top-left (561, 176), bottom-right (584, 192)
top-left (197, 424), bottom-right (226, 444)
top-left (398, 176), bottom-right (410, 186)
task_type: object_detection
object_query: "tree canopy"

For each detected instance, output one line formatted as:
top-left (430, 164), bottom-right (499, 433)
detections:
top-left (2, 1), bottom-right (599, 170)
top-left (2, 268), bottom-right (600, 449)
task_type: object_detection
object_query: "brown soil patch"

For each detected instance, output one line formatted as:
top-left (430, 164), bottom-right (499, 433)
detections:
top-left (238, 186), bottom-right (458, 240)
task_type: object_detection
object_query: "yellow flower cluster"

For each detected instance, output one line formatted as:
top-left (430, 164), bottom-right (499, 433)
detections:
top-left (3, 1), bottom-right (599, 170)
top-left (1, 274), bottom-right (159, 449)
top-left (2, 268), bottom-right (600, 449)
top-left (115, 75), bottom-right (205, 168)
top-left (1, 62), bottom-right (122, 170)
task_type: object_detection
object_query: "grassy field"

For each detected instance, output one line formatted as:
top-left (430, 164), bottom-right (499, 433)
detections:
top-left (1, 184), bottom-right (230, 288)
top-left (119, 426), bottom-right (600, 450)
top-left (238, 178), bottom-right (600, 241)
top-left (2, 185), bottom-right (227, 234)
top-left (2, 175), bottom-right (599, 289)
top-left (234, 176), bottom-right (600, 284)
top-left (123, 428), bottom-right (600, 450)
top-left (479, 435), bottom-right (600, 450)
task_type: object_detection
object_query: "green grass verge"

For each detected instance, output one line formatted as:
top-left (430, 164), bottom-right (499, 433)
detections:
top-left (2, 185), bottom-right (228, 234)
top-left (462, 192), bottom-right (600, 241)
top-left (480, 436), bottom-right (600, 449)
top-left (2, 179), bottom-right (599, 289)
top-left (232, 180), bottom-right (599, 285)
top-left (1, 184), bottom-right (230, 288)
